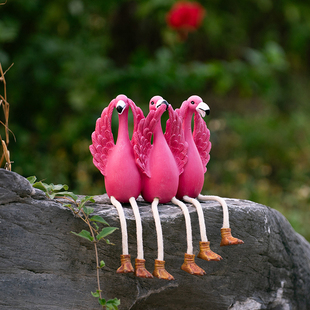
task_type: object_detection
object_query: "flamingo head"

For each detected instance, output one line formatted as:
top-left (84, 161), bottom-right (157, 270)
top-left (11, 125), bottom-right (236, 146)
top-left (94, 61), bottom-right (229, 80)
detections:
top-left (149, 95), bottom-right (169, 113)
top-left (114, 94), bottom-right (129, 115)
top-left (185, 95), bottom-right (210, 118)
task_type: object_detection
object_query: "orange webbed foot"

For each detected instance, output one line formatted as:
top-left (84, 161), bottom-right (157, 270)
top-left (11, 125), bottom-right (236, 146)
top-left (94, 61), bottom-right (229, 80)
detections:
top-left (197, 241), bottom-right (223, 261)
top-left (220, 228), bottom-right (244, 246)
top-left (153, 259), bottom-right (175, 280)
top-left (135, 258), bottom-right (153, 278)
top-left (116, 254), bottom-right (134, 274)
top-left (181, 253), bottom-right (206, 276)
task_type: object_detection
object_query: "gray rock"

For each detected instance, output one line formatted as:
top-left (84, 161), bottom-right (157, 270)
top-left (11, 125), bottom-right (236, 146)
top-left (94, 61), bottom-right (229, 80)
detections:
top-left (0, 168), bottom-right (35, 204)
top-left (0, 168), bottom-right (310, 310)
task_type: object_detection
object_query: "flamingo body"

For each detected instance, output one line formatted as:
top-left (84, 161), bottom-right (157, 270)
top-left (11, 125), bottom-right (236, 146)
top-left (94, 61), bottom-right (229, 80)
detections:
top-left (177, 141), bottom-right (205, 199)
top-left (133, 97), bottom-right (186, 204)
top-left (90, 94), bottom-right (142, 202)
top-left (90, 94), bottom-right (155, 278)
top-left (132, 96), bottom-right (190, 279)
top-left (176, 95), bottom-right (211, 199)
top-left (141, 123), bottom-right (179, 203)
top-left (176, 95), bottom-right (243, 253)
top-left (105, 139), bottom-right (141, 202)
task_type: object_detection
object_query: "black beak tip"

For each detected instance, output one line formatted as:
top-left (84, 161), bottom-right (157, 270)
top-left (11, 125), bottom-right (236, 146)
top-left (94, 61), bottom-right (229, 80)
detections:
top-left (206, 109), bottom-right (210, 116)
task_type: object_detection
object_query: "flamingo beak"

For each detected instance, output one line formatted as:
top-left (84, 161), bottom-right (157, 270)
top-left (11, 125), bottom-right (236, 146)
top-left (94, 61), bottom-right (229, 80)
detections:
top-left (116, 100), bottom-right (126, 114)
top-left (156, 99), bottom-right (169, 110)
top-left (196, 102), bottom-right (210, 118)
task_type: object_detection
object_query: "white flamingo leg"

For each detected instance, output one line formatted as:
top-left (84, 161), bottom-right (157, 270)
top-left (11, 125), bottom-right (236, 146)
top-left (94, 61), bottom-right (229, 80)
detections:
top-left (171, 197), bottom-right (206, 275)
top-left (110, 196), bottom-right (134, 273)
top-left (198, 194), bottom-right (244, 246)
top-left (183, 196), bottom-right (208, 242)
top-left (151, 198), bottom-right (164, 261)
top-left (110, 196), bottom-right (128, 255)
top-left (183, 195), bottom-right (222, 261)
top-left (171, 197), bottom-right (193, 255)
top-left (129, 197), bottom-right (144, 259)
top-left (129, 197), bottom-right (153, 278)
top-left (197, 194), bottom-right (229, 228)
top-left (151, 198), bottom-right (175, 280)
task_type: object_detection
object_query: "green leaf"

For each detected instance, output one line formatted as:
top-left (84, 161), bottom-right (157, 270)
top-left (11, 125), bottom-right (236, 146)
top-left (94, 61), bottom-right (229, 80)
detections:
top-left (83, 206), bottom-right (94, 216)
top-left (42, 182), bottom-right (53, 192)
top-left (71, 230), bottom-right (94, 242)
top-left (27, 176), bottom-right (37, 185)
top-left (31, 181), bottom-right (59, 199)
top-left (32, 181), bottom-right (48, 193)
top-left (90, 215), bottom-right (110, 226)
top-left (98, 298), bottom-right (106, 306)
top-left (106, 298), bottom-right (120, 310)
top-left (100, 260), bottom-right (105, 268)
top-left (55, 191), bottom-right (78, 201)
top-left (97, 227), bottom-right (118, 241)
top-left (79, 196), bottom-right (95, 210)
top-left (105, 239), bottom-right (115, 245)
top-left (63, 203), bottom-right (73, 208)
top-left (48, 192), bottom-right (57, 199)
top-left (52, 184), bottom-right (69, 191)
top-left (91, 291), bottom-right (100, 298)
top-left (80, 195), bottom-right (95, 205)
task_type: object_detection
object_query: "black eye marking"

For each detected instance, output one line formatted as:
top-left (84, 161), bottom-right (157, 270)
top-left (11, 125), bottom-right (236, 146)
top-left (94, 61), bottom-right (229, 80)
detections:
top-left (151, 101), bottom-right (155, 105)
top-left (191, 101), bottom-right (195, 105)
top-left (116, 105), bottom-right (123, 113)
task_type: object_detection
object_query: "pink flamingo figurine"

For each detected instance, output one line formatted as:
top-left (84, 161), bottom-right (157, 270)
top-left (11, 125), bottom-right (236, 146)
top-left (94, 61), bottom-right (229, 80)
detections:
top-left (176, 95), bottom-right (243, 257)
top-left (133, 96), bottom-right (206, 278)
top-left (89, 94), bottom-right (153, 278)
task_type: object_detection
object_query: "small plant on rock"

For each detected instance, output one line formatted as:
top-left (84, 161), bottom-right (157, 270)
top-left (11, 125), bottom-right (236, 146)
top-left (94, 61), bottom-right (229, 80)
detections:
top-left (27, 176), bottom-right (120, 310)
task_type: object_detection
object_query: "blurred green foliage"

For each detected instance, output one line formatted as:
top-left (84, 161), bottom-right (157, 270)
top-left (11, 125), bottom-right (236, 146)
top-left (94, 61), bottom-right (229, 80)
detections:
top-left (1, 0), bottom-right (309, 240)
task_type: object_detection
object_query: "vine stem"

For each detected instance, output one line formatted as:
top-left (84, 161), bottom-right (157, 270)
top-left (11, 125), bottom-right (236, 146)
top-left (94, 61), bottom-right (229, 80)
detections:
top-left (86, 216), bottom-right (102, 300)
top-left (56, 196), bottom-right (100, 234)
top-left (57, 196), bottom-right (104, 305)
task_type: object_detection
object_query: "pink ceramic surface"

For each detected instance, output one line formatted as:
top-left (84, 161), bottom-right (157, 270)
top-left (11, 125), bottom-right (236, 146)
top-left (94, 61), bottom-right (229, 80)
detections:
top-left (132, 96), bottom-right (187, 203)
top-left (176, 95), bottom-right (211, 199)
top-left (89, 94), bottom-right (144, 202)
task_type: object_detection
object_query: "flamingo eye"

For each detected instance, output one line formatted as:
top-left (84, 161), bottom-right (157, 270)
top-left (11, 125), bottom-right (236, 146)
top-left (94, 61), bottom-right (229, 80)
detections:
top-left (191, 101), bottom-right (195, 105)
top-left (151, 101), bottom-right (155, 105)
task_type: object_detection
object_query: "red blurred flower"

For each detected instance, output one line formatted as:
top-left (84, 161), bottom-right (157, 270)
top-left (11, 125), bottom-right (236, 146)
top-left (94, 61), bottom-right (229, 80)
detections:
top-left (166, 1), bottom-right (206, 32)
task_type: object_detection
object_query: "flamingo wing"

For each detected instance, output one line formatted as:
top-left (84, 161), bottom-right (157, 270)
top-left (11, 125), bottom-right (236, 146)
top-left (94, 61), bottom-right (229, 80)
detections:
top-left (175, 100), bottom-right (187, 120)
top-left (132, 109), bottom-right (161, 178)
top-left (165, 105), bottom-right (188, 175)
top-left (193, 112), bottom-right (212, 173)
top-left (89, 100), bottom-right (115, 176)
top-left (128, 98), bottom-right (145, 136)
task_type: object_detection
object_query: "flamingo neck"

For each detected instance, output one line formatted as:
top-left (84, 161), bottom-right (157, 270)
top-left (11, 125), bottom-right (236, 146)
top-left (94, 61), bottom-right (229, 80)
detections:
top-left (116, 109), bottom-right (130, 144)
top-left (183, 109), bottom-right (194, 141)
top-left (153, 120), bottom-right (164, 144)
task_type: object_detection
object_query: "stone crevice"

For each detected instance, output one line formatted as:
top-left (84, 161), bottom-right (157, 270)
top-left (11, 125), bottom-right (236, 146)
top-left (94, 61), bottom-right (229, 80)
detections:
top-left (129, 281), bottom-right (179, 310)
